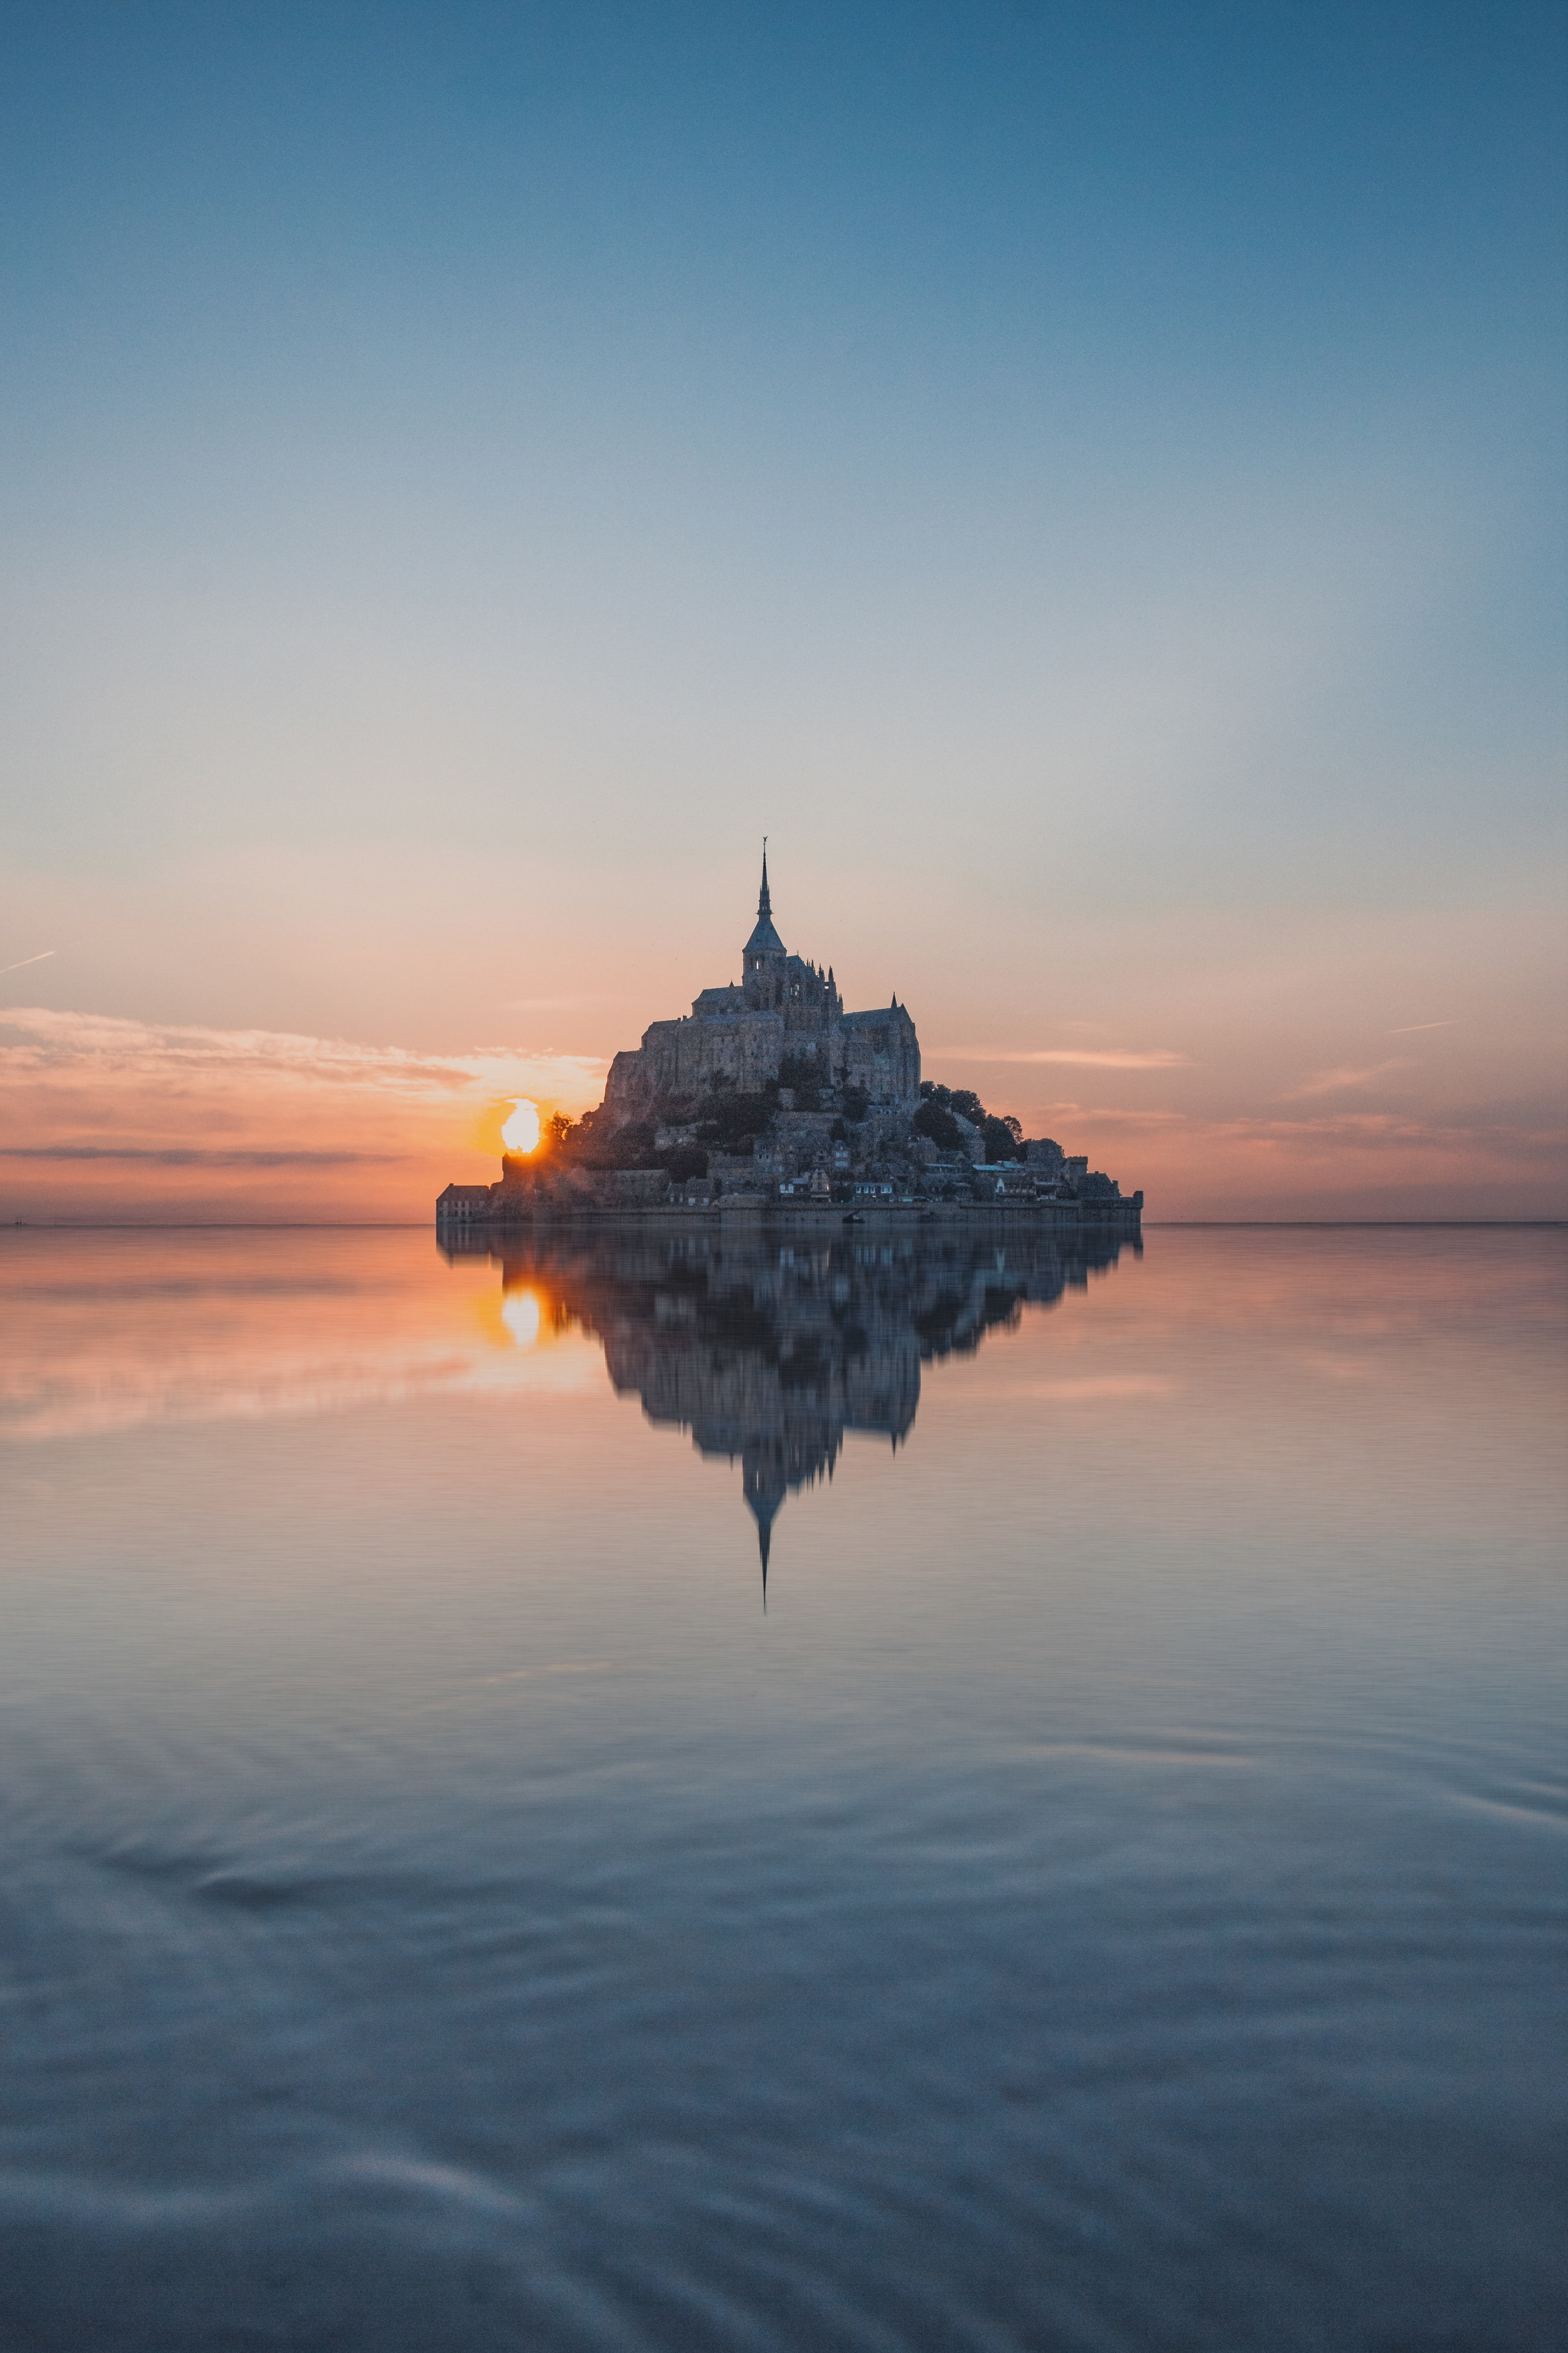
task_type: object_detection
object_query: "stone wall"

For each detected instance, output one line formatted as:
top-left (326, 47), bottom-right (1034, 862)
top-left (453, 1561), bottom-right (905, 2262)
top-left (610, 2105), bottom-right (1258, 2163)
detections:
top-left (602, 995), bottom-right (920, 1126)
top-left (835, 1005), bottom-right (921, 1107)
top-left (605, 1009), bottom-right (791, 1116)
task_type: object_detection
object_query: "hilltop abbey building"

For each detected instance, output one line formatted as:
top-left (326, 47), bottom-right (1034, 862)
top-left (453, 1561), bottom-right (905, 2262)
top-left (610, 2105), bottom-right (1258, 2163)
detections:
top-left (437, 846), bottom-right (1142, 1229)
top-left (602, 849), bottom-right (921, 1115)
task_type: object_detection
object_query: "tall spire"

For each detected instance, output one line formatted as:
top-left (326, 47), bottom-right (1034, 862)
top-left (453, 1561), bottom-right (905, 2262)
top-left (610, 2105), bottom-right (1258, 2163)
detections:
top-left (743, 837), bottom-right (785, 962)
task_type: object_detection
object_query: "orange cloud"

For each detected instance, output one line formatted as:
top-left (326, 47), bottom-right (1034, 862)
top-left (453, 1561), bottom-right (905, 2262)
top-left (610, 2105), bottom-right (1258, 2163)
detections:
top-left (0, 1007), bottom-right (606, 1222)
top-left (3, 1003), bottom-right (1560, 1225)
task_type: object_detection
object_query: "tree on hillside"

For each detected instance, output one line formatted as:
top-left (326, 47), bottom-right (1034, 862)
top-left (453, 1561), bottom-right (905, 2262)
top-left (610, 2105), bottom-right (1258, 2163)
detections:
top-left (918, 1081), bottom-right (1024, 1160)
top-left (912, 1097), bottom-right (963, 1149)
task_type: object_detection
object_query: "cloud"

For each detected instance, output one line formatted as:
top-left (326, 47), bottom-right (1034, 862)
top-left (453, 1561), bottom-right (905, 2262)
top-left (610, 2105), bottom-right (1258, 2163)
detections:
top-left (1, 1146), bottom-right (396, 1166)
top-left (1001, 1097), bottom-right (1567, 1169)
top-left (0, 1006), bottom-right (608, 1216)
top-left (1282, 1059), bottom-right (1412, 1099)
top-left (931, 1046), bottom-right (1190, 1069)
top-left (0, 1005), bottom-right (604, 1099)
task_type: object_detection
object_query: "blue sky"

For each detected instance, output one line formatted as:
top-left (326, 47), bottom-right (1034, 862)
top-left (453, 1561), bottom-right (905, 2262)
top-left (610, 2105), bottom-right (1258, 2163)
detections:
top-left (1, 2), bottom-right (1563, 1214)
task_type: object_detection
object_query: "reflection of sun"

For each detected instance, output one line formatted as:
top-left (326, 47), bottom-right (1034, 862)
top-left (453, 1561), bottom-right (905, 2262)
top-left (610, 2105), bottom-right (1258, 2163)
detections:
top-left (502, 1097), bottom-right (540, 1153)
top-left (501, 1289), bottom-right (541, 1348)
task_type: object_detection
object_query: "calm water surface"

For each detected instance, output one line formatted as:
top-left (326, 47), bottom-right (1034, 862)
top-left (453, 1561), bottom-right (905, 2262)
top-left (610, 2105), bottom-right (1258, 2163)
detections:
top-left (1, 1225), bottom-right (1563, 2352)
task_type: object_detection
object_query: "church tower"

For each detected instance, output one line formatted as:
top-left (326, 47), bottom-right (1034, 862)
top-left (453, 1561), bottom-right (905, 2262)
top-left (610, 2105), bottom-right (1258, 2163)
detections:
top-left (742, 843), bottom-right (789, 1010)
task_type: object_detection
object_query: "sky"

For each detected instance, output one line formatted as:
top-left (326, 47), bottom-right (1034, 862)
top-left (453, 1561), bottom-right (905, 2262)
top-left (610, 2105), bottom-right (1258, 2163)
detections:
top-left (1, 0), bottom-right (1564, 1220)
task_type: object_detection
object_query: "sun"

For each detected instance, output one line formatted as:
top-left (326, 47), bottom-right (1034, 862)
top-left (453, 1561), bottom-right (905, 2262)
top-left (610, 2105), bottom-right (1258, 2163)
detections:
top-left (501, 1288), bottom-right (541, 1348)
top-left (502, 1097), bottom-right (541, 1153)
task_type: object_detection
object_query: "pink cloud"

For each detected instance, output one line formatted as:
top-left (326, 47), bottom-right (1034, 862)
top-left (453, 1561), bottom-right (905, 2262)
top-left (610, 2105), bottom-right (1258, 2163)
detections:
top-left (931, 1046), bottom-right (1190, 1069)
top-left (1281, 1059), bottom-right (1413, 1099)
top-left (0, 1007), bottom-right (607, 1221)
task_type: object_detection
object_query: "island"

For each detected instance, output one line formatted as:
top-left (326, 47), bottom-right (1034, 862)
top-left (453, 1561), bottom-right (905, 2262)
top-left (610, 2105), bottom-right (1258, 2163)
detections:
top-left (438, 850), bottom-right (1142, 1233)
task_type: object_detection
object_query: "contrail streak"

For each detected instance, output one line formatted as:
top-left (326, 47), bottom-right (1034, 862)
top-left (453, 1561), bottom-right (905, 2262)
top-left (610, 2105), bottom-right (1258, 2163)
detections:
top-left (0, 949), bottom-right (55, 978)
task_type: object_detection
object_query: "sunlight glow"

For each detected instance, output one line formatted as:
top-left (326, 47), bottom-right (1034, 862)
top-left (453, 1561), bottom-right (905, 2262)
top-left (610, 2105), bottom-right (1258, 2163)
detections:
top-left (502, 1097), bottom-right (541, 1153)
top-left (501, 1289), bottom-right (542, 1349)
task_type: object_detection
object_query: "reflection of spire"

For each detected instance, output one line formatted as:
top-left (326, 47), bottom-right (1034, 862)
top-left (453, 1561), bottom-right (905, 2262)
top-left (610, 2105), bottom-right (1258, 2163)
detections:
top-left (744, 1446), bottom-right (786, 1610)
top-left (470, 1228), bottom-right (1128, 1606)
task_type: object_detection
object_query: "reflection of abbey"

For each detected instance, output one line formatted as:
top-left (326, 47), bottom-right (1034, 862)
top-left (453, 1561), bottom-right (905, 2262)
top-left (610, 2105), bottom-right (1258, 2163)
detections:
top-left (438, 849), bottom-right (1141, 1229)
top-left (602, 847), bottom-right (921, 1115)
top-left (441, 1226), bottom-right (1137, 1594)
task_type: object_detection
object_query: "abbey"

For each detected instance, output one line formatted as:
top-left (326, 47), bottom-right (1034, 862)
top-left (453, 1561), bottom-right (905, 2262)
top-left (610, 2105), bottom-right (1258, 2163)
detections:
top-left (436, 845), bottom-right (1143, 1227)
top-left (601, 850), bottom-right (921, 1116)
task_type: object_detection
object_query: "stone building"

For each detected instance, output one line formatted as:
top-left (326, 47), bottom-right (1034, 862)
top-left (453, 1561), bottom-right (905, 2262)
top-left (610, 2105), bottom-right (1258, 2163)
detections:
top-left (602, 850), bottom-right (921, 1118)
top-left (435, 1184), bottom-right (493, 1223)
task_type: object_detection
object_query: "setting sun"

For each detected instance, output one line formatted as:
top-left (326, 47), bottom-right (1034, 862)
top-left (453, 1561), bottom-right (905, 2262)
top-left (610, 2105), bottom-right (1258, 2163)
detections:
top-left (502, 1097), bottom-right (541, 1154)
top-left (500, 1287), bottom-right (541, 1348)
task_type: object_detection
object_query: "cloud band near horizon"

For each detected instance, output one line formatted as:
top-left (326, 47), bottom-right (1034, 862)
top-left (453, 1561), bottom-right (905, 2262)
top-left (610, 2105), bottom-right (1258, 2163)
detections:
top-left (931, 1047), bottom-right (1192, 1069)
top-left (0, 1005), bottom-right (608, 1218)
top-left (0, 1002), bottom-right (1561, 1223)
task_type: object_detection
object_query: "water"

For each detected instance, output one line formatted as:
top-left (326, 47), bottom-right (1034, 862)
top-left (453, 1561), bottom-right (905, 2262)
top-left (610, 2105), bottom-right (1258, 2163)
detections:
top-left (1, 1224), bottom-right (1563, 2352)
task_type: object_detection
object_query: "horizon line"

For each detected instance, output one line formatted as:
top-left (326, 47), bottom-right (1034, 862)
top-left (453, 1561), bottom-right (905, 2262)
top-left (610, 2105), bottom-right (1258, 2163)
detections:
top-left (0, 1218), bottom-right (1564, 1233)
